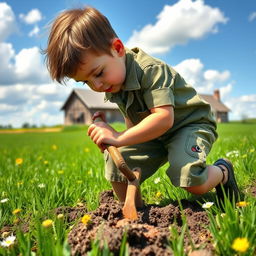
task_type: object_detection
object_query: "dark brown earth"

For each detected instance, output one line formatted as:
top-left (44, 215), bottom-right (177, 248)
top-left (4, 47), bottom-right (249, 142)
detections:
top-left (1, 184), bottom-right (255, 255)
top-left (68, 190), bottom-right (214, 256)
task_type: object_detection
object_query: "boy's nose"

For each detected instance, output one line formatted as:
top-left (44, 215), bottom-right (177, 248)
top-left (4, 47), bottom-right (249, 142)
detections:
top-left (93, 80), bottom-right (104, 91)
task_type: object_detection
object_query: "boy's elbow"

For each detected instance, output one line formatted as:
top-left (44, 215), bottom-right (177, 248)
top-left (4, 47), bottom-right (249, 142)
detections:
top-left (166, 115), bottom-right (174, 130)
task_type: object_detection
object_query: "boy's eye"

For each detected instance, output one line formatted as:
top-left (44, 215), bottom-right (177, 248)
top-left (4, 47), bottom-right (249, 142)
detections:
top-left (95, 70), bottom-right (103, 77)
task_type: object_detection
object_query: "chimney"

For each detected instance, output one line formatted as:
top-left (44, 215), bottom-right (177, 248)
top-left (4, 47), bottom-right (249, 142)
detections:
top-left (213, 89), bottom-right (220, 102)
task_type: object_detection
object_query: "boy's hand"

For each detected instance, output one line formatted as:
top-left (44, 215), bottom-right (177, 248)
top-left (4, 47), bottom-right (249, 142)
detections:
top-left (92, 111), bottom-right (107, 123)
top-left (88, 122), bottom-right (121, 152)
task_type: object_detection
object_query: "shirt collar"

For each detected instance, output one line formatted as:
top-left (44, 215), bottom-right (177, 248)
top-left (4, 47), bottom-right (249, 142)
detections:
top-left (105, 47), bottom-right (141, 102)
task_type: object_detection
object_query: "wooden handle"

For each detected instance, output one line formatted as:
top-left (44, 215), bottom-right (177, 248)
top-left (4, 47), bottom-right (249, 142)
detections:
top-left (93, 117), bottom-right (136, 182)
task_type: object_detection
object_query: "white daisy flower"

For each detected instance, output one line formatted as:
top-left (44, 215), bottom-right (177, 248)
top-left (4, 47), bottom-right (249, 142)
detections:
top-left (154, 177), bottom-right (161, 184)
top-left (0, 235), bottom-right (16, 247)
top-left (226, 150), bottom-right (239, 157)
top-left (38, 183), bottom-right (46, 188)
top-left (0, 198), bottom-right (9, 203)
top-left (202, 202), bottom-right (214, 209)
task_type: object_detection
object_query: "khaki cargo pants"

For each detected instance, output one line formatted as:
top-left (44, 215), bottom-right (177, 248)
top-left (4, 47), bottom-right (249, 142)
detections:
top-left (104, 124), bottom-right (217, 187)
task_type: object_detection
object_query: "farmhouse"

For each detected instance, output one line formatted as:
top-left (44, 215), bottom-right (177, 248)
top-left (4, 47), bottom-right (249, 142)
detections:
top-left (61, 89), bottom-right (230, 125)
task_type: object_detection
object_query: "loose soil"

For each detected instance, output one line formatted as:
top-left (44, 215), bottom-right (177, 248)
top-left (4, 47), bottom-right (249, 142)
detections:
top-left (68, 190), bottom-right (214, 256)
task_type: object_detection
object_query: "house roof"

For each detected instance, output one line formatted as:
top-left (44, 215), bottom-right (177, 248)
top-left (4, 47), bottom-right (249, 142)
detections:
top-left (61, 89), bottom-right (230, 112)
top-left (200, 94), bottom-right (230, 112)
top-left (61, 89), bottom-right (117, 110)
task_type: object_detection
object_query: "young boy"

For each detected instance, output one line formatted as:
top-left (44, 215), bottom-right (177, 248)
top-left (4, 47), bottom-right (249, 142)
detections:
top-left (44, 6), bottom-right (239, 205)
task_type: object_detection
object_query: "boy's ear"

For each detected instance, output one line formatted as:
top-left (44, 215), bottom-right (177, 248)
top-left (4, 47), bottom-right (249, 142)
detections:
top-left (112, 38), bottom-right (125, 56)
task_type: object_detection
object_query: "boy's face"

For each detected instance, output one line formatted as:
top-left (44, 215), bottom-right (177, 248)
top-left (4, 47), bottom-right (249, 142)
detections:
top-left (72, 39), bottom-right (126, 93)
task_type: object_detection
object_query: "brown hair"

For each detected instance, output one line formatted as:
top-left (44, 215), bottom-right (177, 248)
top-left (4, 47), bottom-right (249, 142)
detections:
top-left (43, 7), bottom-right (117, 83)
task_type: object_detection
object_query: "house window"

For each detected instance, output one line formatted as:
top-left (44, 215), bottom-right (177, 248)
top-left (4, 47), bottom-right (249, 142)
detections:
top-left (76, 112), bottom-right (84, 124)
top-left (69, 112), bottom-right (84, 124)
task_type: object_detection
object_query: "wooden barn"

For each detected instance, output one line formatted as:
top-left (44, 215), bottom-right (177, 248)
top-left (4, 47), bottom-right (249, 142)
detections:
top-left (200, 89), bottom-right (230, 123)
top-left (60, 89), bottom-right (123, 125)
top-left (61, 89), bottom-right (230, 125)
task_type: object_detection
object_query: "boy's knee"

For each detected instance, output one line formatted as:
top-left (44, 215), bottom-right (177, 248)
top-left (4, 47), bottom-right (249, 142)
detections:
top-left (184, 184), bottom-right (208, 195)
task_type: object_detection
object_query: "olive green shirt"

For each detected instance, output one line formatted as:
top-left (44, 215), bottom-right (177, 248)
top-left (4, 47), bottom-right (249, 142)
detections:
top-left (105, 47), bottom-right (217, 137)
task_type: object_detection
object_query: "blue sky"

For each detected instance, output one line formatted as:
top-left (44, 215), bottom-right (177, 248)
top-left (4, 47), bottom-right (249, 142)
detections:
top-left (0, 0), bottom-right (256, 127)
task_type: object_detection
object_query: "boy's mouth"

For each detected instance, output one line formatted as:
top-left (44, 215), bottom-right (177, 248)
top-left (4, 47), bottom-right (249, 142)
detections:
top-left (104, 86), bottom-right (112, 92)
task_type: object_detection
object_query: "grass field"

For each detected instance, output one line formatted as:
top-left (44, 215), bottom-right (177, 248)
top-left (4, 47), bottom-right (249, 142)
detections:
top-left (0, 122), bottom-right (255, 255)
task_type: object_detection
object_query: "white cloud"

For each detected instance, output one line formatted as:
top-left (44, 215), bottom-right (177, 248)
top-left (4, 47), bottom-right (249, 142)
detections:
top-left (0, 2), bottom-right (18, 42)
top-left (126, 0), bottom-right (228, 54)
top-left (28, 25), bottom-right (40, 37)
top-left (173, 58), bottom-right (231, 93)
top-left (0, 44), bottom-right (50, 85)
top-left (19, 9), bottom-right (42, 24)
top-left (249, 12), bottom-right (256, 22)
top-left (226, 95), bottom-right (256, 120)
top-left (0, 82), bottom-right (73, 127)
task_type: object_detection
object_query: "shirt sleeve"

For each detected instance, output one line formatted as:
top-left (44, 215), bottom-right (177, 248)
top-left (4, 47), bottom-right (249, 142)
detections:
top-left (141, 63), bottom-right (175, 109)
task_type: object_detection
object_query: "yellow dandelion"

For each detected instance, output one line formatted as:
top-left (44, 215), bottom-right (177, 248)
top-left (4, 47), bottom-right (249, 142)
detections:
top-left (232, 237), bottom-right (249, 253)
top-left (42, 219), bottom-right (53, 228)
top-left (17, 181), bottom-right (23, 186)
top-left (81, 214), bottom-right (91, 225)
top-left (12, 208), bottom-right (22, 215)
top-left (57, 214), bottom-right (64, 220)
top-left (236, 201), bottom-right (249, 207)
top-left (156, 191), bottom-right (162, 198)
top-left (84, 147), bottom-right (90, 153)
top-left (15, 158), bottom-right (23, 165)
top-left (44, 160), bottom-right (49, 165)
top-left (13, 218), bottom-right (20, 225)
top-left (58, 170), bottom-right (64, 174)
top-left (52, 144), bottom-right (57, 150)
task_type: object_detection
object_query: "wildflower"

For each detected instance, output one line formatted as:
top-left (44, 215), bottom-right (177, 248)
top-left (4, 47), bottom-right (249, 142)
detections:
top-left (81, 214), bottom-right (91, 225)
top-left (17, 181), bottom-right (23, 186)
top-left (44, 160), bottom-right (49, 165)
top-left (0, 198), bottom-right (9, 203)
top-left (84, 147), bottom-right (90, 153)
top-left (236, 201), bottom-right (249, 207)
top-left (154, 177), bottom-right (161, 184)
top-left (156, 191), bottom-right (162, 198)
top-left (58, 170), bottom-right (64, 174)
top-left (38, 183), bottom-right (46, 188)
top-left (232, 237), bottom-right (249, 253)
top-left (42, 219), bottom-right (53, 228)
top-left (13, 218), bottom-right (20, 225)
top-left (12, 208), bottom-right (22, 215)
top-left (226, 150), bottom-right (239, 158)
top-left (52, 144), bottom-right (57, 150)
top-left (202, 202), bottom-right (214, 209)
top-left (15, 158), bottom-right (23, 165)
top-left (57, 214), bottom-right (64, 220)
top-left (0, 234), bottom-right (16, 247)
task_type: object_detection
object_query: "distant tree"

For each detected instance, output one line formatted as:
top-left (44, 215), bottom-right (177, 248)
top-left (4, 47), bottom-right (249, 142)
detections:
top-left (22, 122), bottom-right (30, 128)
top-left (241, 114), bottom-right (248, 123)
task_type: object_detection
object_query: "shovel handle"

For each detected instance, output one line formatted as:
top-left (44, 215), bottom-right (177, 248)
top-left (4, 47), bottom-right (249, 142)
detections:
top-left (93, 117), bottom-right (136, 182)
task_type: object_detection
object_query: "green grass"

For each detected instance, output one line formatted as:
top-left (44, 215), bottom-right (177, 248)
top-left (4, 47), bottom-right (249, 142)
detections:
top-left (0, 122), bottom-right (255, 255)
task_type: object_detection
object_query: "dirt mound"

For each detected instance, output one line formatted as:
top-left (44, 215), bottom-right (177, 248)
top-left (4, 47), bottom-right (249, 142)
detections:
top-left (68, 190), bottom-right (214, 255)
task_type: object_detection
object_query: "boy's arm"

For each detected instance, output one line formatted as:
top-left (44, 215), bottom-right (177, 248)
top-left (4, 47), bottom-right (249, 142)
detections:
top-left (88, 105), bottom-right (173, 151)
top-left (118, 105), bottom-right (173, 145)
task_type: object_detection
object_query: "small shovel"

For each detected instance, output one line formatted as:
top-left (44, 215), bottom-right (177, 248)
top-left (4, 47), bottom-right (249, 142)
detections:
top-left (93, 116), bottom-right (143, 220)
